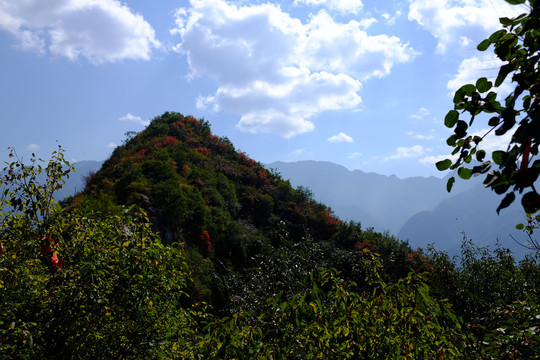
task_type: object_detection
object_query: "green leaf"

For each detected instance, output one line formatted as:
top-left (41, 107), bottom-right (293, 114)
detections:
top-left (488, 116), bottom-right (501, 127)
top-left (444, 110), bottom-right (459, 128)
top-left (494, 183), bottom-right (511, 195)
top-left (516, 223), bottom-right (525, 230)
top-left (477, 39), bottom-right (491, 51)
top-left (492, 150), bottom-right (506, 165)
top-left (505, 0), bottom-right (525, 4)
top-left (472, 161), bottom-right (491, 175)
top-left (489, 29), bottom-right (507, 42)
top-left (453, 85), bottom-right (476, 104)
top-left (495, 108), bottom-right (516, 136)
top-left (497, 192), bottom-right (515, 214)
top-left (446, 176), bottom-right (455, 193)
top-left (495, 64), bottom-right (512, 87)
top-left (476, 150), bottom-right (486, 162)
top-left (455, 120), bottom-right (468, 138)
top-left (485, 92), bottom-right (500, 110)
top-left (436, 159), bottom-right (452, 171)
top-left (499, 17), bottom-right (515, 26)
top-left (522, 192), bottom-right (540, 214)
top-left (475, 77), bottom-right (492, 93)
top-left (458, 167), bottom-right (473, 180)
top-left (484, 171), bottom-right (499, 187)
top-left (461, 84), bottom-right (476, 95)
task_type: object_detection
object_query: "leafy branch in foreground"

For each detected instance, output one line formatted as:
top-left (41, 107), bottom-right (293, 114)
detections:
top-left (437, 0), bottom-right (540, 223)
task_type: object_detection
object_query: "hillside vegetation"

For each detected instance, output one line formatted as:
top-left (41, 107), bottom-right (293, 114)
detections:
top-left (1, 112), bottom-right (540, 359)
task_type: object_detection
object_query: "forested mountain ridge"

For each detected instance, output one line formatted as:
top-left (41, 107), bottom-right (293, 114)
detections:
top-left (84, 113), bottom-right (345, 258)
top-left (79, 112), bottom-right (425, 303)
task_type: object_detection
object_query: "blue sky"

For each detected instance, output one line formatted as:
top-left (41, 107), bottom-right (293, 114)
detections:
top-left (0, 0), bottom-right (522, 178)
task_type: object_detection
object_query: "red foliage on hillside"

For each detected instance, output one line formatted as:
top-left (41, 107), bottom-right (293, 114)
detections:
top-left (40, 236), bottom-right (64, 273)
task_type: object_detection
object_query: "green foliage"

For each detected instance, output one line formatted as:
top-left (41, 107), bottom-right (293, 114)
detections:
top-left (200, 263), bottom-right (466, 359)
top-left (438, 0), bottom-right (540, 233)
top-left (4, 116), bottom-right (539, 358)
top-left (427, 240), bottom-right (540, 358)
top-left (0, 148), bottom-right (204, 359)
top-left (0, 146), bottom-right (74, 235)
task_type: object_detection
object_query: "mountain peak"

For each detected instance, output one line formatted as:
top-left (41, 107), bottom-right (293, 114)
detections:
top-left (81, 112), bottom-right (344, 262)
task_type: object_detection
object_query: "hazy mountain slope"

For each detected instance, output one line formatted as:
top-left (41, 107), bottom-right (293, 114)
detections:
top-left (55, 160), bottom-right (103, 201)
top-left (397, 184), bottom-right (529, 257)
top-left (267, 160), bottom-right (534, 256)
top-left (267, 160), bottom-right (477, 234)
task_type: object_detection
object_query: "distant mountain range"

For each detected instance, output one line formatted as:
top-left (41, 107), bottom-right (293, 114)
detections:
top-left (267, 160), bottom-right (531, 258)
top-left (55, 160), bottom-right (104, 201)
top-left (53, 159), bottom-right (531, 257)
top-left (397, 183), bottom-right (525, 255)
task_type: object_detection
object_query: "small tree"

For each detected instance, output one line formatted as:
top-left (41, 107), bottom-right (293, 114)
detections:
top-left (0, 146), bottom-right (74, 236)
top-left (0, 148), bottom-right (204, 358)
top-left (437, 0), bottom-right (540, 243)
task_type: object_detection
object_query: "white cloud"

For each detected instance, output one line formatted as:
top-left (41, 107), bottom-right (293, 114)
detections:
top-left (471, 128), bottom-right (513, 154)
top-left (348, 152), bottom-right (362, 158)
top-left (26, 143), bottom-right (40, 151)
top-left (409, 107), bottom-right (429, 119)
top-left (286, 148), bottom-right (313, 160)
top-left (294, 0), bottom-right (364, 14)
top-left (0, 0), bottom-right (160, 63)
top-left (381, 10), bottom-right (402, 25)
top-left (385, 145), bottom-right (425, 160)
top-left (173, 0), bottom-right (416, 138)
top-left (328, 132), bottom-right (354, 143)
top-left (407, 131), bottom-right (434, 140)
top-left (419, 154), bottom-right (455, 165)
top-left (119, 113), bottom-right (149, 126)
top-left (107, 142), bottom-right (117, 148)
top-left (447, 53), bottom-right (514, 96)
top-left (408, 0), bottom-right (516, 53)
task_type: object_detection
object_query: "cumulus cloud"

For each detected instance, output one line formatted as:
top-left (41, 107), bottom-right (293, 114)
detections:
top-left (409, 107), bottom-right (429, 119)
top-left (328, 132), bottom-right (354, 143)
top-left (447, 53), bottom-right (514, 96)
top-left (408, 0), bottom-right (515, 53)
top-left (173, 0), bottom-right (416, 137)
top-left (419, 153), bottom-right (455, 165)
top-left (119, 113), bottom-right (149, 126)
top-left (407, 131), bottom-right (434, 140)
top-left (26, 143), bottom-right (40, 151)
top-left (471, 128), bottom-right (513, 154)
top-left (0, 0), bottom-right (160, 63)
top-left (294, 0), bottom-right (364, 15)
top-left (381, 10), bottom-right (402, 25)
top-left (385, 145), bottom-right (425, 160)
top-left (286, 148), bottom-right (313, 160)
